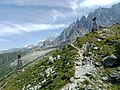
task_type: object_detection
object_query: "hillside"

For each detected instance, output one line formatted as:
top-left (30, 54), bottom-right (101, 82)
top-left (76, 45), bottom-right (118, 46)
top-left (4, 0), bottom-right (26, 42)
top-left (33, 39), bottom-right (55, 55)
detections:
top-left (0, 48), bottom-right (55, 88)
top-left (0, 51), bottom-right (27, 86)
top-left (2, 45), bottom-right (77, 90)
top-left (2, 23), bottom-right (120, 90)
top-left (63, 24), bottom-right (120, 90)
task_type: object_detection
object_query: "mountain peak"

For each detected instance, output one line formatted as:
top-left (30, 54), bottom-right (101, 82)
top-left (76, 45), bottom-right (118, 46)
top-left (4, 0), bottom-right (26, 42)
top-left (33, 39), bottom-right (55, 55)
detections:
top-left (76, 18), bottom-right (79, 23)
top-left (81, 15), bottom-right (86, 20)
top-left (55, 2), bottom-right (120, 45)
top-left (75, 18), bottom-right (80, 27)
top-left (42, 36), bottom-right (56, 48)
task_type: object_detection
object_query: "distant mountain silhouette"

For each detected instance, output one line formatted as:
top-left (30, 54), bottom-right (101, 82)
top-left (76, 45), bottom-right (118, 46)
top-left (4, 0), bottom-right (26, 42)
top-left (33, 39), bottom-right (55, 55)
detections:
top-left (55, 3), bottom-right (120, 45)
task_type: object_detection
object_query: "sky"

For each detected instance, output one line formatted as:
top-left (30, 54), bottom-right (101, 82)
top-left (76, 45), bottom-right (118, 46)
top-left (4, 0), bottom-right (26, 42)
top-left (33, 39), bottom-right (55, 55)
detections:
top-left (0, 0), bottom-right (120, 50)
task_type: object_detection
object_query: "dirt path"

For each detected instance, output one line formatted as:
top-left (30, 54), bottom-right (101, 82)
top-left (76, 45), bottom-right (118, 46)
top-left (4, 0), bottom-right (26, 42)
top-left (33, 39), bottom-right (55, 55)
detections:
top-left (61, 43), bottom-right (95, 90)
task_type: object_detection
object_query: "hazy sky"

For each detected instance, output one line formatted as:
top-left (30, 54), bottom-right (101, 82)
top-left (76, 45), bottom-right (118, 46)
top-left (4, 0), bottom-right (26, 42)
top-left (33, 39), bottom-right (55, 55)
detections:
top-left (0, 0), bottom-right (120, 50)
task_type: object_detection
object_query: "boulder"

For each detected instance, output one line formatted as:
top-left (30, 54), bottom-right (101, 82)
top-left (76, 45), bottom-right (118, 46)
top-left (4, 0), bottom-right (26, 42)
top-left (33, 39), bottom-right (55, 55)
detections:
top-left (57, 55), bottom-right (61, 60)
top-left (94, 47), bottom-right (99, 50)
top-left (97, 38), bottom-right (102, 41)
top-left (101, 77), bottom-right (108, 81)
top-left (102, 55), bottom-right (117, 67)
top-left (49, 56), bottom-right (54, 63)
top-left (116, 67), bottom-right (120, 71)
top-left (109, 73), bottom-right (120, 84)
top-left (70, 77), bottom-right (74, 83)
top-left (95, 62), bottom-right (102, 67)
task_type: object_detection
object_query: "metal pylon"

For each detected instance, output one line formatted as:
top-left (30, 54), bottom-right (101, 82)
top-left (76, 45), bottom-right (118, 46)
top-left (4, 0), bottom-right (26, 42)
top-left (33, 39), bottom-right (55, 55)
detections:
top-left (17, 53), bottom-right (22, 72)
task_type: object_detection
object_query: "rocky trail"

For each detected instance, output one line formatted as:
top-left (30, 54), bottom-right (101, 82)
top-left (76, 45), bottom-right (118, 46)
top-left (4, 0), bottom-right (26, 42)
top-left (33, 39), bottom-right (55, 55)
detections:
top-left (61, 43), bottom-right (95, 90)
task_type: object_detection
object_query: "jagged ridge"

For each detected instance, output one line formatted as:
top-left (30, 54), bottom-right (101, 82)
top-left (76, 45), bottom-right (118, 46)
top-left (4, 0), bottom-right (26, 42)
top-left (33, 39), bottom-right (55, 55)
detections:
top-left (55, 3), bottom-right (120, 45)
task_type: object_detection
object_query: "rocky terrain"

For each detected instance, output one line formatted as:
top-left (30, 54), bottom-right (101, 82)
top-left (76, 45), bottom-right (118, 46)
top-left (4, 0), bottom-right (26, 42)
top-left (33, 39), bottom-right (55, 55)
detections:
top-left (11, 48), bottom-right (56, 66)
top-left (66, 24), bottom-right (120, 90)
top-left (2, 23), bottom-right (120, 90)
top-left (55, 20), bottom-right (88, 45)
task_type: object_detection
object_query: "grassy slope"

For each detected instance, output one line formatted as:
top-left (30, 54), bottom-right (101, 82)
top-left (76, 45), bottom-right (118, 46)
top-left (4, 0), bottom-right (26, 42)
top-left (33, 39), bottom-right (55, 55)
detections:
top-left (3, 45), bottom-right (77, 90)
top-left (0, 51), bottom-right (27, 87)
top-left (75, 24), bottom-right (120, 89)
top-left (75, 24), bottom-right (120, 58)
top-left (3, 24), bottom-right (120, 90)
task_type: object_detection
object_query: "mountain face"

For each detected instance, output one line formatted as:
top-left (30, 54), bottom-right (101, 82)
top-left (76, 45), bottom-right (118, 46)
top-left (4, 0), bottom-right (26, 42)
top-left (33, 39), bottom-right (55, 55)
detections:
top-left (55, 19), bottom-right (88, 45)
top-left (87, 3), bottom-right (120, 28)
top-left (24, 41), bottom-right (44, 49)
top-left (82, 3), bottom-right (120, 29)
top-left (55, 3), bottom-right (120, 45)
top-left (42, 36), bottom-right (56, 48)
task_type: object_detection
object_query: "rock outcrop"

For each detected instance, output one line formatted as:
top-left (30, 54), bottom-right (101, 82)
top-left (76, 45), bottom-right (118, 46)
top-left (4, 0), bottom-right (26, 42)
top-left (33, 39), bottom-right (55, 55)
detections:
top-left (55, 20), bottom-right (87, 45)
top-left (102, 55), bottom-right (117, 67)
top-left (109, 73), bottom-right (120, 84)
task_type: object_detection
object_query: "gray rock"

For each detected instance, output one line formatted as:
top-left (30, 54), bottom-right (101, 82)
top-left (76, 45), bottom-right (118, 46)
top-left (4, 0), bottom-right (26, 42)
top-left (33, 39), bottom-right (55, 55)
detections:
top-left (49, 56), bottom-right (54, 63)
top-left (57, 55), bottom-right (61, 60)
top-left (42, 36), bottom-right (56, 48)
top-left (97, 38), bottom-right (102, 41)
top-left (102, 55), bottom-right (117, 67)
top-left (101, 77), bottom-right (108, 81)
top-left (95, 62), bottom-right (102, 67)
top-left (87, 85), bottom-right (93, 90)
top-left (97, 80), bottom-right (103, 84)
top-left (88, 52), bottom-right (92, 55)
top-left (116, 67), bottom-right (120, 71)
top-left (109, 73), bottom-right (120, 84)
top-left (70, 77), bottom-right (74, 83)
top-left (94, 47), bottom-right (99, 50)
top-left (55, 19), bottom-right (87, 45)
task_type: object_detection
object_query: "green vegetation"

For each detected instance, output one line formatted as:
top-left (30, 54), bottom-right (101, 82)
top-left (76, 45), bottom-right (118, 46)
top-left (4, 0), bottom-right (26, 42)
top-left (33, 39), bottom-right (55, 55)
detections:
top-left (2, 24), bottom-right (120, 90)
top-left (75, 24), bottom-right (120, 89)
top-left (76, 24), bottom-right (120, 61)
top-left (0, 51), bottom-right (28, 87)
top-left (3, 45), bottom-right (77, 90)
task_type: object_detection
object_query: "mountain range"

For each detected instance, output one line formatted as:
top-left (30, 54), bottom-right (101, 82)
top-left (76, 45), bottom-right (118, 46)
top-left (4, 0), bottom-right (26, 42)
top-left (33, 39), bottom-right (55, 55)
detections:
top-left (1, 2), bottom-right (120, 90)
top-left (54, 3), bottom-right (120, 45)
top-left (2, 3), bottom-right (120, 51)
top-left (3, 21), bottom-right (120, 90)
